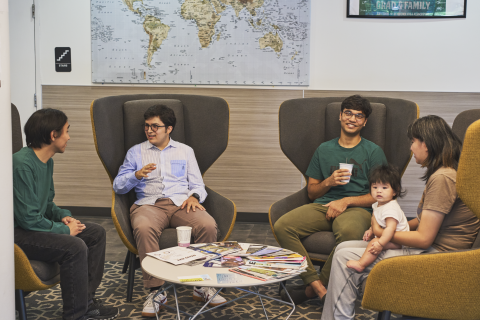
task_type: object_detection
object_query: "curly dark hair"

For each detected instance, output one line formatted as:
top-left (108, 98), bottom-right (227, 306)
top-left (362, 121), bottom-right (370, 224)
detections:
top-left (341, 95), bottom-right (372, 118)
top-left (144, 104), bottom-right (176, 132)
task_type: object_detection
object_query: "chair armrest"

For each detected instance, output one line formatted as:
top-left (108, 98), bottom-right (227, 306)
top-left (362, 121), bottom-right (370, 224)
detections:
top-left (269, 187), bottom-right (310, 238)
top-left (203, 186), bottom-right (236, 241)
top-left (362, 249), bottom-right (480, 320)
top-left (112, 191), bottom-right (138, 254)
top-left (15, 244), bottom-right (59, 291)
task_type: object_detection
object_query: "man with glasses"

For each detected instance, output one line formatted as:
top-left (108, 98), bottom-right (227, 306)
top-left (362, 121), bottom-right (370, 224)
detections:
top-left (113, 105), bottom-right (226, 317)
top-left (275, 95), bottom-right (387, 305)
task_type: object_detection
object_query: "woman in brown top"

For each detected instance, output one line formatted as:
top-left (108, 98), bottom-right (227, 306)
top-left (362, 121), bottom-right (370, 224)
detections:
top-left (320, 115), bottom-right (480, 320)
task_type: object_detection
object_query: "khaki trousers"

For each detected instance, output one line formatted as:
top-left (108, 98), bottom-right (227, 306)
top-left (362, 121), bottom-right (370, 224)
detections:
top-left (274, 203), bottom-right (371, 286)
top-left (130, 198), bottom-right (218, 288)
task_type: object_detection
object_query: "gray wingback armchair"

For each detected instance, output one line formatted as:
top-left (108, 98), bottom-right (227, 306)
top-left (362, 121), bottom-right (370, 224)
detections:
top-left (90, 95), bottom-right (236, 302)
top-left (269, 97), bottom-right (419, 264)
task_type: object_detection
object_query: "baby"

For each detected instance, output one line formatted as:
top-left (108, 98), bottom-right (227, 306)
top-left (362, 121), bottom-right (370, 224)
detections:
top-left (347, 164), bottom-right (409, 272)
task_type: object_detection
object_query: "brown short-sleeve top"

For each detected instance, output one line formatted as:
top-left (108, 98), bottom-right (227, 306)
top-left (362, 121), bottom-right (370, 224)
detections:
top-left (417, 167), bottom-right (480, 252)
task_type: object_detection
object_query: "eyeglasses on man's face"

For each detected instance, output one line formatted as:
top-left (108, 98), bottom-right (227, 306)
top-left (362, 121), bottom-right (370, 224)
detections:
top-left (144, 123), bottom-right (166, 132)
top-left (342, 110), bottom-right (366, 122)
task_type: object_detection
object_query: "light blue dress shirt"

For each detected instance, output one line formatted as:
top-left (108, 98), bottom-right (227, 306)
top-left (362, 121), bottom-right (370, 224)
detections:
top-left (113, 139), bottom-right (207, 206)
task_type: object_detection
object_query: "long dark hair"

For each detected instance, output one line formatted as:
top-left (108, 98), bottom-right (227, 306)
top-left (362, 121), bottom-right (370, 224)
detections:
top-left (407, 115), bottom-right (462, 182)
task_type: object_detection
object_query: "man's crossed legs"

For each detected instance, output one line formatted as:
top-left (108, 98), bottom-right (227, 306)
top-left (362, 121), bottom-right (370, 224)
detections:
top-left (130, 198), bottom-right (226, 317)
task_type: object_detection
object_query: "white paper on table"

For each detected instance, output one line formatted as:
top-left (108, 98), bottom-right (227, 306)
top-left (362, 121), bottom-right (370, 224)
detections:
top-left (147, 247), bottom-right (206, 265)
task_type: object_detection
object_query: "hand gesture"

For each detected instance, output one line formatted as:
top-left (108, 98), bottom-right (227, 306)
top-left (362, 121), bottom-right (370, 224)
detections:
top-left (135, 163), bottom-right (156, 180)
top-left (67, 219), bottom-right (86, 236)
top-left (326, 169), bottom-right (351, 187)
top-left (323, 198), bottom-right (348, 220)
top-left (363, 228), bottom-right (374, 241)
top-left (62, 216), bottom-right (76, 225)
top-left (368, 239), bottom-right (383, 255)
top-left (181, 196), bottom-right (205, 213)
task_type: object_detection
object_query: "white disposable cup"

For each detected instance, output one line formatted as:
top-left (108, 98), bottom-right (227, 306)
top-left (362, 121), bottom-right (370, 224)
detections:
top-left (176, 226), bottom-right (192, 247)
top-left (339, 163), bottom-right (353, 183)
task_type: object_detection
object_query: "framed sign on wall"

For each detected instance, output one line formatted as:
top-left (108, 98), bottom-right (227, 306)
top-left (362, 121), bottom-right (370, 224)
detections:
top-left (347, 0), bottom-right (467, 18)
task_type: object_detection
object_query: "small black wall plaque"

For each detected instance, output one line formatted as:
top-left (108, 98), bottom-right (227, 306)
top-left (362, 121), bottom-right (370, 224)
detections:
top-left (55, 47), bottom-right (71, 72)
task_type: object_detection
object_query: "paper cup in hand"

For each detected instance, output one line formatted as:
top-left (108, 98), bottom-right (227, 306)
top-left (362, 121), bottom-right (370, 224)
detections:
top-left (176, 226), bottom-right (192, 247)
top-left (339, 163), bottom-right (353, 183)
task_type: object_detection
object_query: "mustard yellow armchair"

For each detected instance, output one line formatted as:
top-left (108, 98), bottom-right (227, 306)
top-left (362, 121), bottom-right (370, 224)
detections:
top-left (362, 119), bottom-right (480, 320)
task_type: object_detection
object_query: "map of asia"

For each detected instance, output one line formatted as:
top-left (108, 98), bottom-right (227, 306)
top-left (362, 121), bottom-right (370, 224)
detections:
top-left (91, 0), bottom-right (311, 85)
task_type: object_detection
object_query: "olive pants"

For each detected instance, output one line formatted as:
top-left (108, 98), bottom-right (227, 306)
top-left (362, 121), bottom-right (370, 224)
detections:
top-left (274, 203), bottom-right (371, 286)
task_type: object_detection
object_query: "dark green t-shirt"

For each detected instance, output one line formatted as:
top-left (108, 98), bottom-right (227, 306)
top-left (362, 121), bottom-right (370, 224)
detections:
top-left (306, 137), bottom-right (387, 212)
top-left (13, 147), bottom-right (71, 234)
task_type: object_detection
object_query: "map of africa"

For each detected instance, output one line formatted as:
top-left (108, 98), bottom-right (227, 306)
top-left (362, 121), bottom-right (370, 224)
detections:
top-left (91, 0), bottom-right (310, 85)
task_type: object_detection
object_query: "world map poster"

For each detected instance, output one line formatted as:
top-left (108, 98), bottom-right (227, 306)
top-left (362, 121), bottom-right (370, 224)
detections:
top-left (91, 0), bottom-right (310, 85)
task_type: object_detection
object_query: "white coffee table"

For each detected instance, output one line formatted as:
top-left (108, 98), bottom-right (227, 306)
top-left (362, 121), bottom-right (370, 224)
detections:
top-left (142, 244), bottom-right (297, 320)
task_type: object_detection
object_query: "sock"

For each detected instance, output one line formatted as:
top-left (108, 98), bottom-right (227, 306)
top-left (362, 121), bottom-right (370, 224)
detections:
top-left (150, 286), bottom-right (161, 292)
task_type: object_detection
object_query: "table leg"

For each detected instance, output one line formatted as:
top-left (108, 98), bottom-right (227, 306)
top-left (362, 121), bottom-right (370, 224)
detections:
top-left (173, 284), bottom-right (182, 320)
top-left (280, 281), bottom-right (296, 320)
top-left (255, 286), bottom-right (269, 320)
top-left (189, 288), bottom-right (223, 320)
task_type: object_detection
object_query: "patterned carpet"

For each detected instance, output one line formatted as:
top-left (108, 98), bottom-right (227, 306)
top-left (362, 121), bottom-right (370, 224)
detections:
top-left (21, 262), bottom-right (401, 320)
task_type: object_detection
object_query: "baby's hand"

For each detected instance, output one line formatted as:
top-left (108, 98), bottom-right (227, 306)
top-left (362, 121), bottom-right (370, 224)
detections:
top-left (363, 228), bottom-right (373, 241)
top-left (369, 239), bottom-right (384, 255)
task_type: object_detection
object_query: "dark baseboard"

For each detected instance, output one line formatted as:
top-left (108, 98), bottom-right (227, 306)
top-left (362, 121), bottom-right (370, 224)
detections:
top-left (67, 206), bottom-right (269, 223)
top-left (235, 212), bottom-right (269, 223)
top-left (63, 206), bottom-right (111, 217)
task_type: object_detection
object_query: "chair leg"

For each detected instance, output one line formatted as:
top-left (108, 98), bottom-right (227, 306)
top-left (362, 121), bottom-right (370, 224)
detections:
top-left (127, 252), bottom-right (136, 302)
top-left (15, 289), bottom-right (27, 320)
top-left (377, 311), bottom-right (392, 320)
top-left (122, 251), bottom-right (130, 274)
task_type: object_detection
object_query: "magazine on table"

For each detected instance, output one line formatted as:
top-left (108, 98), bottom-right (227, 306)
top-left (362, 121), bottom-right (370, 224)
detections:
top-left (252, 246), bottom-right (283, 256)
top-left (146, 247), bottom-right (207, 265)
top-left (221, 256), bottom-right (245, 267)
top-left (248, 253), bottom-right (305, 263)
top-left (189, 242), bottom-right (242, 255)
top-left (244, 260), bottom-right (307, 271)
top-left (229, 267), bottom-right (291, 281)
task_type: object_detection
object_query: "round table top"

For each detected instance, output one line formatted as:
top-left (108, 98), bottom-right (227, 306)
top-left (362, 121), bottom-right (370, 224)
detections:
top-left (141, 245), bottom-right (299, 288)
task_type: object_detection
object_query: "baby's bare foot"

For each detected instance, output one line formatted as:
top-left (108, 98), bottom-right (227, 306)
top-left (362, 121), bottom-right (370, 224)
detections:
top-left (346, 260), bottom-right (365, 272)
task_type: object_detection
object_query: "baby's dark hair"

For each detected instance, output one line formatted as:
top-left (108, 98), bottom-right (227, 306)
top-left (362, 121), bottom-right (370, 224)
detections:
top-left (368, 164), bottom-right (406, 199)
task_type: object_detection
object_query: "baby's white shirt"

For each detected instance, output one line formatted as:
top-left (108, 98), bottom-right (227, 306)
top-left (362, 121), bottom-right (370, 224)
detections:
top-left (372, 199), bottom-right (409, 232)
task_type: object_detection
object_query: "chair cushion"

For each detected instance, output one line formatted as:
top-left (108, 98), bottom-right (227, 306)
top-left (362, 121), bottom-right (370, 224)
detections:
top-left (123, 99), bottom-right (185, 152)
top-left (324, 102), bottom-right (387, 150)
top-left (30, 260), bottom-right (61, 285)
top-left (301, 231), bottom-right (336, 256)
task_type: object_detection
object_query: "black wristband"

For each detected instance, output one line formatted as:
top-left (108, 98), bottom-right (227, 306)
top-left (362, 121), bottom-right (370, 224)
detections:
top-left (192, 193), bottom-right (200, 200)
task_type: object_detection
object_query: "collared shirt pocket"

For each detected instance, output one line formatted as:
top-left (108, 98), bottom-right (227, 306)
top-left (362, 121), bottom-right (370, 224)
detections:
top-left (170, 160), bottom-right (187, 178)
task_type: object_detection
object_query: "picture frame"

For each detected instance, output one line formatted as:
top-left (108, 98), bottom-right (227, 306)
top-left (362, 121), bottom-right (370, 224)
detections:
top-left (347, 0), bottom-right (467, 18)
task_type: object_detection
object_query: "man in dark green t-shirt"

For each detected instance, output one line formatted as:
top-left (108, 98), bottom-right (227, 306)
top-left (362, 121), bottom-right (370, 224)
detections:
top-left (275, 95), bottom-right (387, 305)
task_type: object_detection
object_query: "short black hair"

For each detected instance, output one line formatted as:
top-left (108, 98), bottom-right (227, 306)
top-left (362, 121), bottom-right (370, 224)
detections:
top-left (368, 164), bottom-right (406, 199)
top-left (341, 95), bottom-right (372, 118)
top-left (144, 104), bottom-right (176, 132)
top-left (24, 109), bottom-right (68, 148)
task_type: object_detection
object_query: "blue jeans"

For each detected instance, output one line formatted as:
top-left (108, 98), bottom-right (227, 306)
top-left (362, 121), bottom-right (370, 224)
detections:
top-left (14, 222), bottom-right (106, 320)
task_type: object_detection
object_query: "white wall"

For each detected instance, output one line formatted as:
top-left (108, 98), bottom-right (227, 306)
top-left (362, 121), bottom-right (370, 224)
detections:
top-left (33, 0), bottom-right (480, 93)
top-left (0, 0), bottom-right (16, 318)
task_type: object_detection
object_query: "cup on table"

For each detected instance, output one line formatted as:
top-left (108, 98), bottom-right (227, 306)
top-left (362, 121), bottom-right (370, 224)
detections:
top-left (176, 226), bottom-right (192, 247)
top-left (339, 163), bottom-right (353, 183)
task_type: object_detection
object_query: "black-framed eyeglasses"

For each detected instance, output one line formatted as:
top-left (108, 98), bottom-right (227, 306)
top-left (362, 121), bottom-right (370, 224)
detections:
top-left (144, 124), bottom-right (166, 132)
top-left (343, 110), bottom-right (366, 122)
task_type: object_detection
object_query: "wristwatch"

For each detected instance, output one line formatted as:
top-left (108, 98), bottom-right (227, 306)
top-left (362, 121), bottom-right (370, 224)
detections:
top-left (191, 193), bottom-right (200, 201)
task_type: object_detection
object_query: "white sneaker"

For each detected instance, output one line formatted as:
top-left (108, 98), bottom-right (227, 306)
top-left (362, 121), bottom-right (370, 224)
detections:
top-left (192, 287), bottom-right (227, 307)
top-left (142, 290), bottom-right (167, 317)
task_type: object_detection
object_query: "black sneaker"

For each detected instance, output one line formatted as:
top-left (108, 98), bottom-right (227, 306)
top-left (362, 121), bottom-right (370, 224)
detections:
top-left (85, 299), bottom-right (119, 320)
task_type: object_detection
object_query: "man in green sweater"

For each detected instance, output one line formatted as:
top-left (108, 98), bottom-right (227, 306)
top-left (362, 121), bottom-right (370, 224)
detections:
top-left (275, 95), bottom-right (388, 305)
top-left (13, 109), bottom-right (119, 320)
